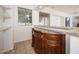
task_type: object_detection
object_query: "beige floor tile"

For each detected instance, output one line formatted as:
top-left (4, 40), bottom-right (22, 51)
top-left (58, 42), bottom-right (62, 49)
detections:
top-left (4, 40), bottom-right (36, 54)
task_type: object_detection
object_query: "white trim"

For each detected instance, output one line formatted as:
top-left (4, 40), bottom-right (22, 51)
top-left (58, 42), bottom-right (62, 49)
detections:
top-left (0, 47), bottom-right (14, 54)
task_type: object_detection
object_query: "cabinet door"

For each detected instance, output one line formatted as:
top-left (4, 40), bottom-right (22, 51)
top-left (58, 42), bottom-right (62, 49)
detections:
top-left (3, 28), bottom-right (14, 52)
top-left (45, 39), bottom-right (61, 54)
top-left (34, 30), bottom-right (42, 53)
top-left (44, 34), bottom-right (65, 54)
top-left (0, 32), bottom-right (3, 53)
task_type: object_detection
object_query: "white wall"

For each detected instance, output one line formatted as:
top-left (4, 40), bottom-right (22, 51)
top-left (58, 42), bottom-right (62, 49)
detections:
top-left (14, 26), bottom-right (32, 42)
top-left (50, 15), bottom-right (61, 27)
top-left (32, 10), bottom-right (39, 25)
top-left (50, 15), bottom-right (65, 27)
top-left (70, 35), bottom-right (79, 54)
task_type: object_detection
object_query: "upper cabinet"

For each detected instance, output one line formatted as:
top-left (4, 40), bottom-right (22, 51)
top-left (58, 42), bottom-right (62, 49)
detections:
top-left (0, 5), bottom-right (10, 20)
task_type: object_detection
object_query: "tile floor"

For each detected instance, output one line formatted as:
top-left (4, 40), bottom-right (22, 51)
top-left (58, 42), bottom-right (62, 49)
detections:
top-left (4, 40), bottom-right (36, 54)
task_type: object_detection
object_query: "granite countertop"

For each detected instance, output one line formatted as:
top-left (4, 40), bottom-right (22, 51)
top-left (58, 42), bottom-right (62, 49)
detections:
top-left (0, 26), bottom-right (11, 32)
top-left (34, 26), bottom-right (79, 37)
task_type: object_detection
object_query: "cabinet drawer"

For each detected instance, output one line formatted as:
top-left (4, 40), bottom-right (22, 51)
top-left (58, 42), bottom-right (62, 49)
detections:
top-left (46, 40), bottom-right (61, 46)
top-left (43, 34), bottom-right (65, 41)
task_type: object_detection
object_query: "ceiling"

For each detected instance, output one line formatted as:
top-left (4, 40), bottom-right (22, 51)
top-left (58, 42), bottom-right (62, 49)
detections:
top-left (36, 5), bottom-right (79, 15)
top-left (18, 5), bottom-right (79, 15)
top-left (47, 5), bottom-right (79, 14)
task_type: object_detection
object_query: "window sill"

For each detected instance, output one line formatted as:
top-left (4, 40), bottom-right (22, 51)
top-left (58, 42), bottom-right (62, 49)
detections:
top-left (18, 23), bottom-right (32, 26)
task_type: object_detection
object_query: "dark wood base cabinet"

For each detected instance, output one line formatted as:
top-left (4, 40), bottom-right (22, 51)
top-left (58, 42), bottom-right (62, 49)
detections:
top-left (32, 28), bottom-right (65, 54)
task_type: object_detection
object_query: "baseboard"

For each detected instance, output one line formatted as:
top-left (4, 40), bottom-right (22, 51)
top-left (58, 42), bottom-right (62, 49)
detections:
top-left (14, 38), bottom-right (32, 43)
top-left (0, 47), bottom-right (14, 54)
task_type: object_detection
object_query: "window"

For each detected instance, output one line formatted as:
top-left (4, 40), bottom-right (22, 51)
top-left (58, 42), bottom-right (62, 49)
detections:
top-left (65, 17), bottom-right (70, 27)
top-left (18, 7), bottom-right (32, 26)
top-left (39, 12), bottom-right (50, 26)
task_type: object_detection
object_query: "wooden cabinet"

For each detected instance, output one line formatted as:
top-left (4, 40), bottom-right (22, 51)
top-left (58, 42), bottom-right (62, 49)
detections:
top-left (32, 28), bottom-right (65, 54)
top-left (32, 29), bottom-right (42, 53)
top-left (43, 34), bottom-right (65, 54)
